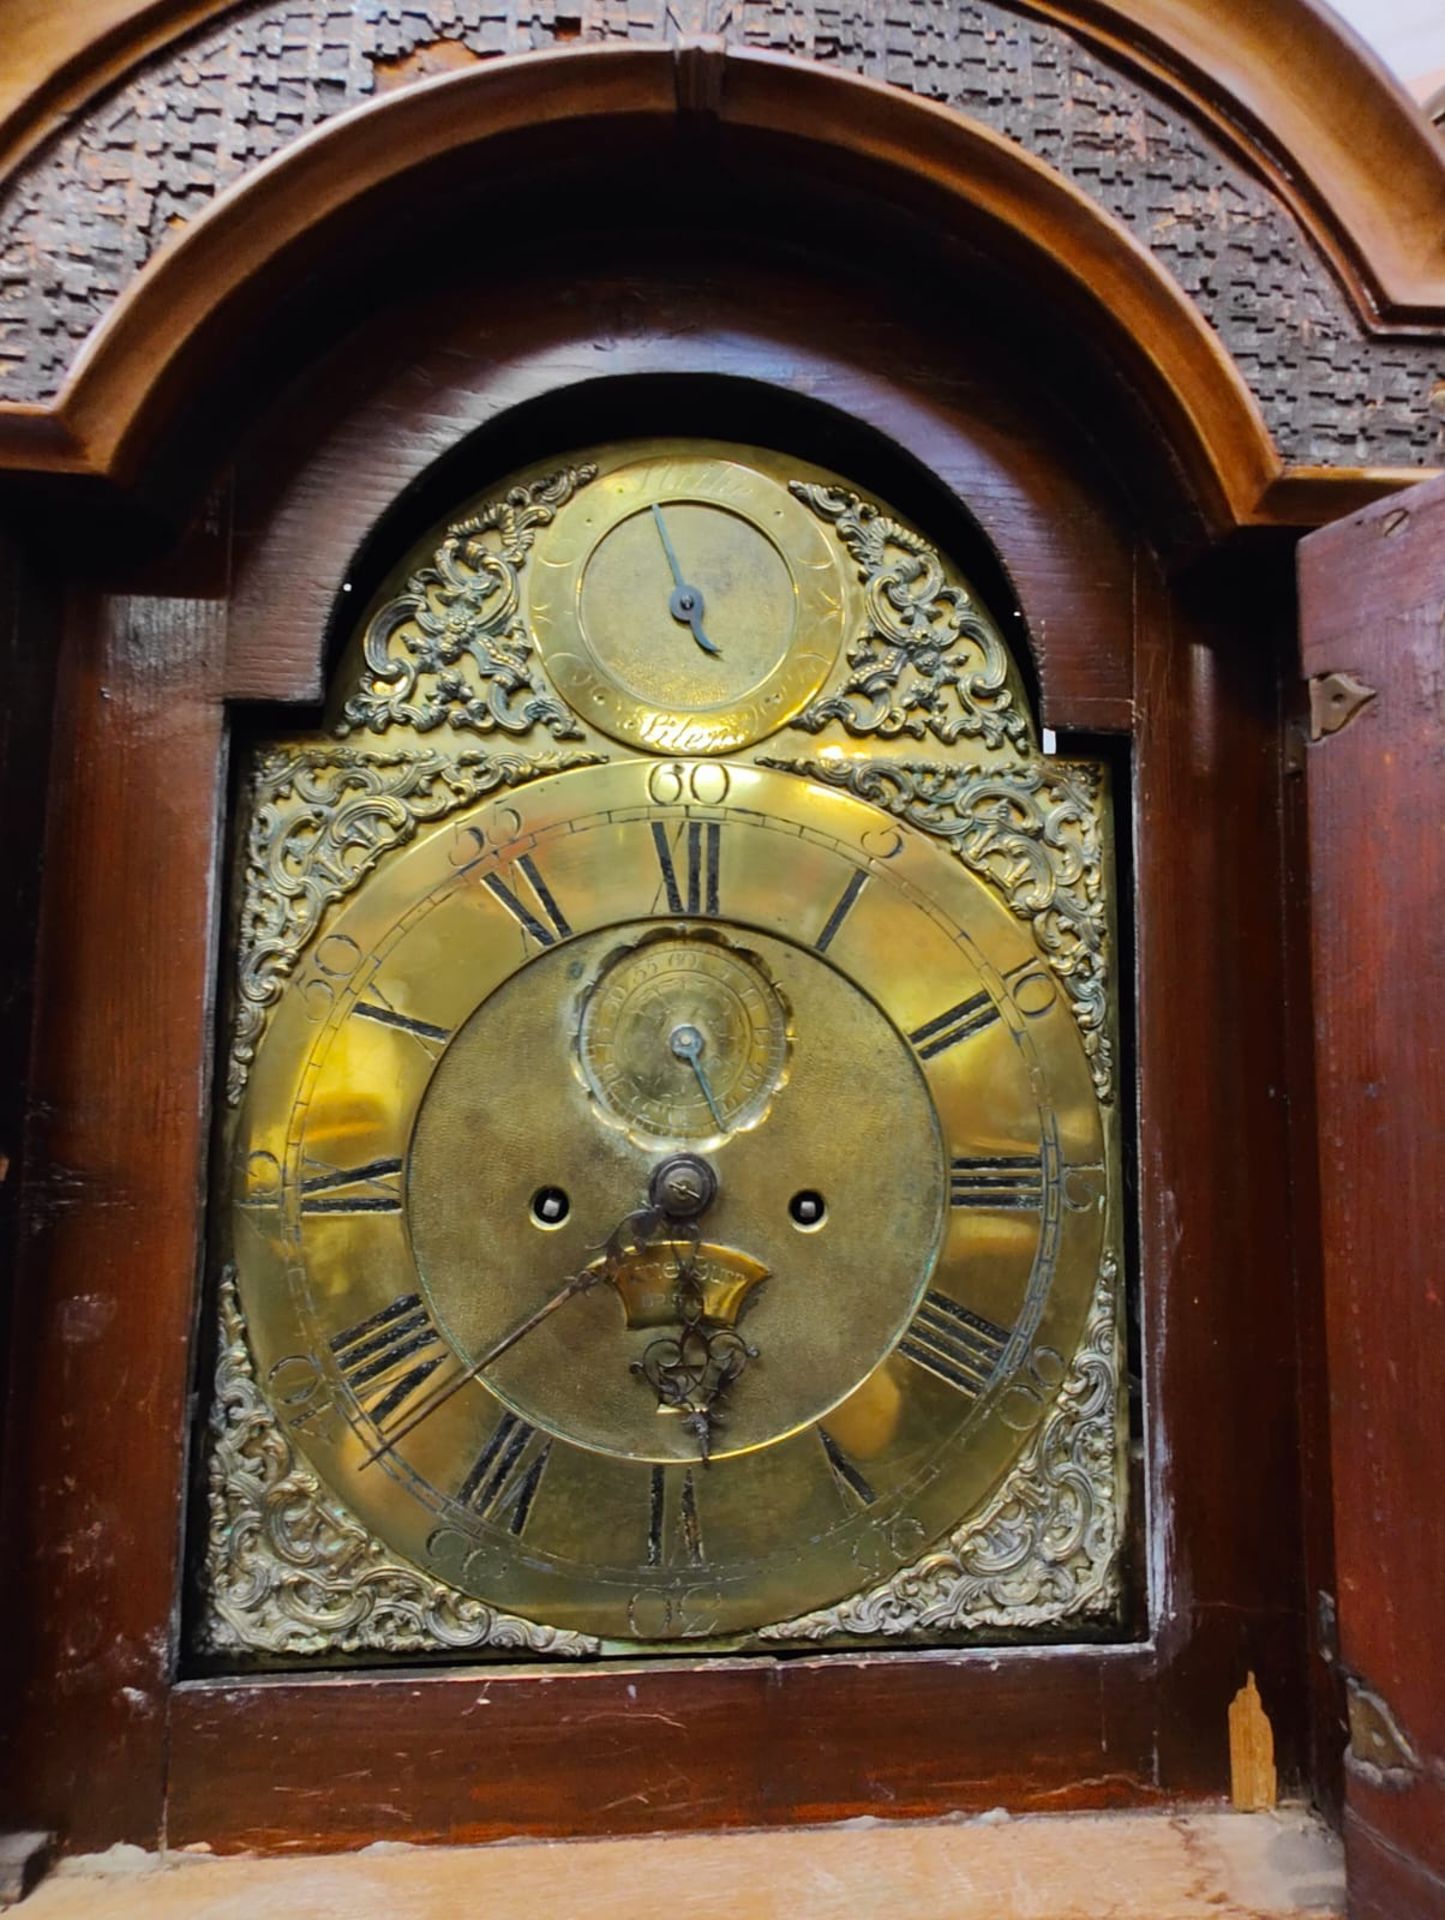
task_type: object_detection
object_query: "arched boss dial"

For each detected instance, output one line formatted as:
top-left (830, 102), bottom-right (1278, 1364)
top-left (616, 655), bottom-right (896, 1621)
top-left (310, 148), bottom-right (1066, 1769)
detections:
top-left (528, 451), bottom-right (849, 755)
top-left (233, 761), bottom-right (1107, 1641)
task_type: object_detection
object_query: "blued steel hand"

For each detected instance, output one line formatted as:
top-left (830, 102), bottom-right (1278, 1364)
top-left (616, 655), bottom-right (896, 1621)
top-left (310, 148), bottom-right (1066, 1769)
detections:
top-left (650, 503), bottom-right (722, 657)
top-left (670, 1023), bottom-right (727, 1132)
top-left (360, 1202), bottom-right (665, 1468)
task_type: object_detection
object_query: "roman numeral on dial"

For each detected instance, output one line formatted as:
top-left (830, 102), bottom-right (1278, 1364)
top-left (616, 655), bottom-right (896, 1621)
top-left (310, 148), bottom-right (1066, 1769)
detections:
top-left (647, 1464), bottom-right (705, 1567)
top-left (814, 869), bottom-right (867, 953)
top-left (299, 1156), bottom-right (403, 1214)
top-left (457, 1411), bottom-right (551, 1537)
top-left (651, 819), bottom-right (721, 917)
top-left (950, 1154), bottom-right (1044, 1209)
top-left (353, 1001), bottom-right (453, 1052)
top-left (817, 1426), bottom-right (877, 1507)
top-left (330, 1292), bottom-right (446, 1427)
top-left (483, 853), bottom-right (573, 948)
top-left (899, 1292), bottom-right (1011, 1399)
top-left (908, 992), bottom-right (1001, 1060)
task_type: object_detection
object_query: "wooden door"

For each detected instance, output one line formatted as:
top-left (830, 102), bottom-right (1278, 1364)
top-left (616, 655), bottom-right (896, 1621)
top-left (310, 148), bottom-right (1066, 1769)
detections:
top-left (1299, 473), bottom-right (1445, 1920)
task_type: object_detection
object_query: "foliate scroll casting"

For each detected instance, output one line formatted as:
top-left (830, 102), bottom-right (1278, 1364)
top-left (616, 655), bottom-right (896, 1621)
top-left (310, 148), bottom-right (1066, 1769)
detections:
top-left (763, 757), bottom-right (1113, 1100)
top-left (200, 1270), bottom-right (599, 1659)
top-left (227, 743), bottom-right (605, 1104)
top-left (338, 465), bottom-right (597, 739)
top-left (763, 1254), bottom-right (1123, 1641)
top-left (786, 485), bottom-right (1032, 756)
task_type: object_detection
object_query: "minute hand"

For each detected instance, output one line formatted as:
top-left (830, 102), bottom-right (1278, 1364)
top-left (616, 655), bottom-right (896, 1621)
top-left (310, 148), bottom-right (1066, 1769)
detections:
top-left (650, 504), bottom-right (722, 658)
top-left (359, 1203), bottom-right (663, 1468)
top-left (358, 1270), bottom-right (600, 1467)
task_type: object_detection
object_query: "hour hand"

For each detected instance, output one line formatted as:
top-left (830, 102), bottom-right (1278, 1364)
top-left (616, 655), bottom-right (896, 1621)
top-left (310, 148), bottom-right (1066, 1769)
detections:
top-left (650, 504), bottom-right (722, 657)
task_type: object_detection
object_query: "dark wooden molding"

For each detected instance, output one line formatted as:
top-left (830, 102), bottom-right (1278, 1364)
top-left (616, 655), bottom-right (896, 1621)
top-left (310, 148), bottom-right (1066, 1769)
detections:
top-left (0, 42), bottom-right (1282, 548)
top-left (0, 0), bottom-right (1440, 337)
top-left (221, 260), bottom-right (1138, 733)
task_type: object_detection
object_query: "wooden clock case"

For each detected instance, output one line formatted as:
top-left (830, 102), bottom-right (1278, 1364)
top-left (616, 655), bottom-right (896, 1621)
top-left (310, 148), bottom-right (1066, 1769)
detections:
top-left (0, 23), bottom-right (1438, 1910)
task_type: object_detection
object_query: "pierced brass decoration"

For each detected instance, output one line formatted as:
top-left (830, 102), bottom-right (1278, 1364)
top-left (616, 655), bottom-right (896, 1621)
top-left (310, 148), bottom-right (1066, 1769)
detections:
top-left (761, 1255), bottom-right (1122, 1640)
top-left (763, 757), bottom-right (1113, 1101)
top-left (338, 465), bottom-right (596, 740)
top-left (200, 1271), bottom-right (599, 1659)
top-left (786, 485), bottom-right (1030, 755)
top-left (227, 743), bottom-right (604, 1103)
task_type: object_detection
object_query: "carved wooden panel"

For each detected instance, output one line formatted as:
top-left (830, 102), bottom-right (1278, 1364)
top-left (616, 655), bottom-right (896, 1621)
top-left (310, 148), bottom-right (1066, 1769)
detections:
top-left (0, 0), bottom-right (1439, 470)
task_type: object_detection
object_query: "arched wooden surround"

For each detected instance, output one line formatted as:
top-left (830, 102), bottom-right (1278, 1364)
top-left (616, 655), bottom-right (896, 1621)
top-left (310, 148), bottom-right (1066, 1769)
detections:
top-left (0, 42), bottom-right (1301, 539)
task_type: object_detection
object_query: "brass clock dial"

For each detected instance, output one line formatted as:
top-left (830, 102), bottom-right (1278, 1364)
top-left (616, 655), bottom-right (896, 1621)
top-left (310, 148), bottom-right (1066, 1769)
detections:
top-left (215, 436), bottom-right (1121, 1661)
top-left (230, 760), bottom-right (1107, 1643)
top-left (528, 451), bottom-right (848, 754)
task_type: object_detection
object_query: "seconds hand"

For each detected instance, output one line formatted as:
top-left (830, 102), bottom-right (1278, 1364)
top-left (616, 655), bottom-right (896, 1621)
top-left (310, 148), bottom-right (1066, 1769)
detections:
top-left (670, 1023), bottom-right (727, 1133)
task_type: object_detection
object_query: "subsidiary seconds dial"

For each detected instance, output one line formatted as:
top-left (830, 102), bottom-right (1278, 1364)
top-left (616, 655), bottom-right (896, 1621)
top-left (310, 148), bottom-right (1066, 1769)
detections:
top-left (577, 929), bottom-right (791, 1144)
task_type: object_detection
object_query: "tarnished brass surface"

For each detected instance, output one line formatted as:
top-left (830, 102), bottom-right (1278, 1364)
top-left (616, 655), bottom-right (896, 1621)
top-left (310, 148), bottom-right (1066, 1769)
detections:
top-left (210, 438), bottom-right (1125, 1657)
top-left (230, 758), bottom-right (1107, 1640)
top-left (528, 451), bottom-right (848, 754)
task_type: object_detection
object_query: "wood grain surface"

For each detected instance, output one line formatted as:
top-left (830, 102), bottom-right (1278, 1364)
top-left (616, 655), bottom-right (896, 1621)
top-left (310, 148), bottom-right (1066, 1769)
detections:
top-left (21, 1809), bottom-right (1345, 1920)
top-left (1299, 472), bottom-right (1445, 1919)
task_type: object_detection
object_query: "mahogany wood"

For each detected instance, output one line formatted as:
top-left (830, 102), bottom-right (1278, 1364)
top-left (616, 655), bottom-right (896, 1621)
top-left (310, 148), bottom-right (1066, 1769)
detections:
top-left (1299, 473), bottom-right (1445, 1918)
top-left (0, 535), bottom-right (58, 1485)
top-left (1129, 547), bottom-right (1314, 1799)
top-left (166, 1652), bottom-right (1164, 1852)
top-left (0, 567), bottom-right (229, 1845)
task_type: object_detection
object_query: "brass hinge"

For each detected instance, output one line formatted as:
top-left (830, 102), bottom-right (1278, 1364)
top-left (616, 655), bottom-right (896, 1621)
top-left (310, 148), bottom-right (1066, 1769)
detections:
top-left (1308, 670), bottom-right (1378, 741)
top-left (1346, 1679), bottom-right (1420, 1788)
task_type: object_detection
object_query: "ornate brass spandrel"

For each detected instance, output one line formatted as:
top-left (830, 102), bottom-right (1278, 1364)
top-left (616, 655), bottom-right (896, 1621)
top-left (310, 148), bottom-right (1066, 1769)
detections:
top-left (761, 755), bottom-right (1114, 1102)
top-left (199, 1269), bottom-right (599, 1660)
top-left (760, 1252), bottom-right (1124, 1641)
top-left (782, 484), bottom-right (1034, 763)
top-left (226, 742), bottom-right (605, 1104)
top-left (333, 464), bottom-right (597, 740)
